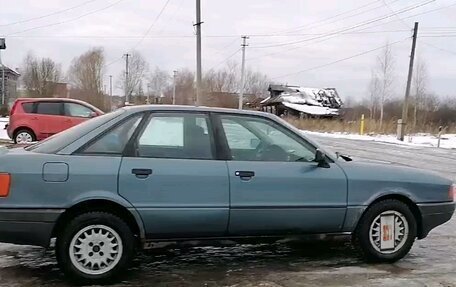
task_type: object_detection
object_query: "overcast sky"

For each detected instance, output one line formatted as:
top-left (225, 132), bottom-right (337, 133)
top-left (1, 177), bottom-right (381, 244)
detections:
top-left (1, 0), bottom-right (455, 101)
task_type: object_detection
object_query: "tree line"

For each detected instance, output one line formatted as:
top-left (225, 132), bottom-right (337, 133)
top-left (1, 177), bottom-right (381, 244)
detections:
top-left (356, 41), bottom-right (456, 131)
top-left (19, 48), bottom-right (271, 111)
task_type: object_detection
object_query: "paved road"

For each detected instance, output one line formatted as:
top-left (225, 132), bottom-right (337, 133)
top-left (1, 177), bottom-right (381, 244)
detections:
top-left (0, 137), bottom-right (454, 286)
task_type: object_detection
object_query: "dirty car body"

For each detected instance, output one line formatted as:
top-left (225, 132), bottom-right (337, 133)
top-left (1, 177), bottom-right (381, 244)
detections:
top-left (0, 105), bottom-right (453, 283)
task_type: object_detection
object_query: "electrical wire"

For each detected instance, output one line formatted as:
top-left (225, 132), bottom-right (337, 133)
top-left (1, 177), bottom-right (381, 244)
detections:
top-left (7, 0), bottom-right (125, 36)
top-left (247, 0), bottom-right (444, 62)
top-left (4, 30), bottom-right (412, 39)
top-left (272, 37), bottom-right (408, 80)
top-left (421, 41), bottom-right (456, 55)
top-left (132, 0), bottom-right (172, 49)
top-left (207, 48), bottom-right (241, 71)
top-left (354, 1), bottom-right (456, 33)
top-left (273, 0), bottom-right (383, 35)
top-left (0, 0), bottom-right (99, 27)
top-left (250, 0), bottom-right (434, 49)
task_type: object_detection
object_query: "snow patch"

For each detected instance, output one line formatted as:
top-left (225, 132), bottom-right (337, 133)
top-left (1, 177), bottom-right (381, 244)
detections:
top-left (0, 117), bottom-right (8, 141)
top-left (283, 102), bottom-right (339, 116)
top-left (302, 130), bottom-right (456, 149)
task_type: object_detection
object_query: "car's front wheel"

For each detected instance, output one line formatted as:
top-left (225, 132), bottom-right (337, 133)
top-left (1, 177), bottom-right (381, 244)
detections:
top-left (355, 199), bottom-right (417, 262)
top-left (56, 212), bottom-right (136, 283)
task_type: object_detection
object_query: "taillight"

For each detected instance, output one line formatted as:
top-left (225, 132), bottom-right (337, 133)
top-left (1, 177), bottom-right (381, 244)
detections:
top-left (450, 184), bottom-right (456, 202)
top-left (0, 173), bottom-right (11, 197)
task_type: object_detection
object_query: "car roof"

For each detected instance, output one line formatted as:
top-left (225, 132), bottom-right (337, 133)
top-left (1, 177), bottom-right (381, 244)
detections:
top-left (122, 104), bottom-right (276, 118)
top-left (15, 98), bottom-right (89, 104)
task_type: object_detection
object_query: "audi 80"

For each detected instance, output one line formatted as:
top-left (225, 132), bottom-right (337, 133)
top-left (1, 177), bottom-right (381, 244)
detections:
top-left (0, 105), bottom-right (453, 283)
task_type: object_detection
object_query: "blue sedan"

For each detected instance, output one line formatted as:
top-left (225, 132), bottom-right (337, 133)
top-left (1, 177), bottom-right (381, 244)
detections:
top-left (0, 105), bottom-right (454, 283)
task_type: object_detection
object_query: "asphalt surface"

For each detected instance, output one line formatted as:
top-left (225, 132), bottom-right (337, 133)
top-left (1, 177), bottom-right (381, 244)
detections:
top-left (0, 136), bottom-right (455, 286)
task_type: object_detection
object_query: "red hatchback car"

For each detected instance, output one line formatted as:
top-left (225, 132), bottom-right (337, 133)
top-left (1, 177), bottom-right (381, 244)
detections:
top-left (6, 98), bottom-right (104, 143)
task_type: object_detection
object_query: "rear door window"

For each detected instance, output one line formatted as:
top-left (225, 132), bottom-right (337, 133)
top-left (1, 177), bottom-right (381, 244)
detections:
top-left (36, 102), bottom-right (62, 116)
top-left (22, 102), bottom-right (34, 113)
top-left (135, 113), bottom-right (214, 160)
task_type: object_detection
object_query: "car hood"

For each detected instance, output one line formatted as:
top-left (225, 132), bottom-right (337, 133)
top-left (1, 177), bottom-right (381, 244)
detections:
top-left (337, 159), bottom-right (452, 184)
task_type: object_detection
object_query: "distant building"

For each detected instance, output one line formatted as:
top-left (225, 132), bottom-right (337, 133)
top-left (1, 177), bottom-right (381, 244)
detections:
top-left (261, 84), bottom-right (343, 118)
top-left (0, 65), bottom-right (20, 107)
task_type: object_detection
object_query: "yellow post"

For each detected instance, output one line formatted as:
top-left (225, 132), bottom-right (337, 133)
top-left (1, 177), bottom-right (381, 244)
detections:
top-left (360, 114), bottom-right (365, 135)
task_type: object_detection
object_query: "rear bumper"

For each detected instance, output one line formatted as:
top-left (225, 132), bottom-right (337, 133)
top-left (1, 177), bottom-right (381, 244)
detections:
top-left (4, 124), bottom-right (12, 139)
top-left (418, 202), bottom-right (455, 239)
top-left (0, 209), bottom-right (64, 247)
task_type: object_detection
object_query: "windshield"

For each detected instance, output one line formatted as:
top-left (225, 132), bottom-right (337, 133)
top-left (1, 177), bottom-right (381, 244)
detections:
top-left (26, 109), bottom-right (125, 154)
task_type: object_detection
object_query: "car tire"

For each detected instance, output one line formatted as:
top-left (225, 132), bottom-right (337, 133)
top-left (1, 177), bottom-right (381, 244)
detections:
top-left (14, 129), bottom-right (36, 144)
top-left (56, 212), bottom-right (136, 284)
top-left (355, 199), bottom-right (417, 262)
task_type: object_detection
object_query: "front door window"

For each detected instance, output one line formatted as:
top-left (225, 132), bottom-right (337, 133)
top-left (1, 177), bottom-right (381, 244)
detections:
top-left (220, 115), bottom-right (316, 162)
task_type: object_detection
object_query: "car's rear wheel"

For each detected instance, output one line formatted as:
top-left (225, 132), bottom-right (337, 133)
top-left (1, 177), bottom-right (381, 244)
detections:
top-left (56, 212), bottom-right (136, 284)
top-left (14, 129), bottom-right (35, 144)
top-left (355, 199), bottom-right (417, 262)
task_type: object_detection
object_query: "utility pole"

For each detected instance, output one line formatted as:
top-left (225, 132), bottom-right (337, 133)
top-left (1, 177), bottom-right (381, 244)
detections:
top-left (0, 50), bottom-right (4, 106)
top-left (124, 53), bottom-right (130, 105)
top-left (173, 70), bottom-right (178, 105)
top-left (146, 84), bottom-right (150, 104)
top-left (398, 22), bottom-right (419, 141)
top-left (238, 35), bottom-right (249, 110)
top-left (195, 0), bottom-right (203, 106)
top-left (0, 38), bottom-right (5, 107)
top-left (108, 75), bottom-right (113, 112)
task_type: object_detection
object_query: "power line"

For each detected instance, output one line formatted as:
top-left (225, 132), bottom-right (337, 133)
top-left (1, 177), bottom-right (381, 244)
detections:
top-left (132, 0), bottom-right (172, 49)
top-left (273, 0), bottom-right (384, 35)
top-left (380, 0), bottom-right (411, 28)
top-left (0, 0), bottom-right (99, 27)
top-left (421, 41), bottom-right (456, 55)
top-left (7, 0), bottom-right (125, 36)
top-left (354, 1), bottom-right (456, 33)
top-left (4, 30), bottom-right (413, 39)
top-left (272, 38), bottom-right (408, 80)
top-left (207, 48), bottom-right (241, 71)
top-left (250, 0), bottom-right (434, 49)
top-left (247, 0), bottom-right (439, 62)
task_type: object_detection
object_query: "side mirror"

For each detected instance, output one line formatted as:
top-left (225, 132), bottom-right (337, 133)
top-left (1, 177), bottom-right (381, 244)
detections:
top-left (315, 149), bottom-right (330, 168)
top-left (89, 112), bottom-right (98, 118)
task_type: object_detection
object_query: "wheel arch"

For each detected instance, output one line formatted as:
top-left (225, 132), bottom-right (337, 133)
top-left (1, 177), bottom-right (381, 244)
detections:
top-left (356, 194), bottom-right (423, 238)
top-left (52, 199), bottom-right (146, 243)
top-left (13, 126), bottom-right (36, 139)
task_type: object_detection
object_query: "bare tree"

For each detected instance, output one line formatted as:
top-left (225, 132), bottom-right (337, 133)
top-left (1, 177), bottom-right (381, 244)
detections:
top-left (243, 69), bottom-right (270, 97)
top-left (147, 67), bottom-right (170, 102)
top-left (21, 53), bottom-right (61, 98)
top-left (118, 51), bottom-right (149, 103)
top-left (412, 55), bottom-right (428, 129)
top-left (68, 47), bottom-right (106, 110)
top-left (376, 42), bottom-right (395, 128)
top-left (175, 69), bottom-right (195, 105)
top-left (367, 69), bottom-right (380, 119)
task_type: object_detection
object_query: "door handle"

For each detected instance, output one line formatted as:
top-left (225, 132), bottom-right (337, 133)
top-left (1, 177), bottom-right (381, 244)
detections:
top-left (235, 171), bottom-right (255, 179)
top-left (132, 168), bottom-right (153, 178)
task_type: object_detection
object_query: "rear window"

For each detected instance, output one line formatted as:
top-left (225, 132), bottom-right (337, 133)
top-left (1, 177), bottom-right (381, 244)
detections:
top-left (36, 102), bottom-right (61, 115)
top-left (22, 103), bottom-right (34, 113)
top-left (26, 109), bottom-right (125, 154)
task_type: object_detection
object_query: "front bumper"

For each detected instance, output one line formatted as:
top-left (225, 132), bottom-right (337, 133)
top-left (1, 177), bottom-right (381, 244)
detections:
top-left (418, 202), bottom-right (455, 239)
top-left (0, 209), bottom-right (64, 247)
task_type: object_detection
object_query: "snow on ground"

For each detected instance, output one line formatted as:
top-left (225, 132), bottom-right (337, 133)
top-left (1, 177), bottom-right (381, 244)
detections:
top-left (0, 117), bottom-right (8, 141)
top-left (303, 130), bottom-right (456, 149)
